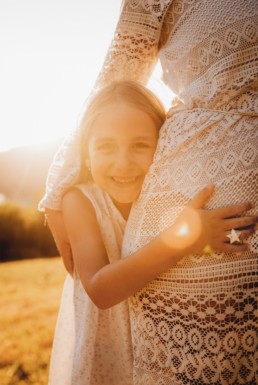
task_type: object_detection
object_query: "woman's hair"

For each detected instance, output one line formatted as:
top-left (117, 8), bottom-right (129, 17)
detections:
top-left (77, 80), bottom-right (166, 183)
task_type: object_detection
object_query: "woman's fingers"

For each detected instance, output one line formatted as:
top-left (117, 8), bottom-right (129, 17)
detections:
top-left (188, 184), bottom-right (215, 209)
top-left (215, 202), bottom-right (254, 218)
top-left (223, 216), bottom-right (257, 231)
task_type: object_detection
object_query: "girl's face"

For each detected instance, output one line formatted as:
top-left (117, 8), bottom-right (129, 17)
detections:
top-left (86, 102), bottom-right (159, 216)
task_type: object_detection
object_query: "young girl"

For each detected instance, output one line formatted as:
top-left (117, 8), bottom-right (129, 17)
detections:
top-left (49, 81), bottom-right (255, 385)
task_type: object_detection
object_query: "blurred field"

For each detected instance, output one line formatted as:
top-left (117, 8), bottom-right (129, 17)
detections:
top-left (0, 257), bottom-right (66, 385)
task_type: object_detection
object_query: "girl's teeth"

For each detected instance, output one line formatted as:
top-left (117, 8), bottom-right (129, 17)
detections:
top-left (112, 177), bottom-right (136, 184)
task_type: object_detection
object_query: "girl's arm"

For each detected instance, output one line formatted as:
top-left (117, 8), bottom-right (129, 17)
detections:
top-left (62, 185), bottom-right (256, 309)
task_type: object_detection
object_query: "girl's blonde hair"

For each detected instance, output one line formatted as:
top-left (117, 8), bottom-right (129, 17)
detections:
top-left (77, 80), bottom-right (166, 183)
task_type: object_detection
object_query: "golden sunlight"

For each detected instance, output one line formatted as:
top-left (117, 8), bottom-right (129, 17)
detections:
top-left (0, 0), bottom-right (121, 151)
top-left (0, 1), bottom-right (174, 153)
top-left (161, 206), bottom-right (202, 251)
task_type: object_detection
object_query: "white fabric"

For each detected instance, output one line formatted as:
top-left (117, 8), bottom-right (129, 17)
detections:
top-left (49, 183), bottom-right (133, 385)
top-left (120, 1), bottom-right (258, 384)
top-left (43, 0), bottom-right (258, 384)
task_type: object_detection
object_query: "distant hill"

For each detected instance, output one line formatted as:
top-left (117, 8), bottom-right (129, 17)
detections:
top-left (0, 139), bottom-right (63, 207)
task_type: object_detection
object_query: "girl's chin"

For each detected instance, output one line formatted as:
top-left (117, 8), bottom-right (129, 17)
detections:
top-left (111, 197), bottom-right (134, 206)
top-left (108, 188), bottom-right (141, 205)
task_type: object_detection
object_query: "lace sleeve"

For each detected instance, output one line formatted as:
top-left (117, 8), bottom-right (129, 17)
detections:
top-left (39, 0), bottom-right (169, 211)
top-left (38, 128), bottom-right (81, 211)
top-left (95, 0), bottom-right (166, 87)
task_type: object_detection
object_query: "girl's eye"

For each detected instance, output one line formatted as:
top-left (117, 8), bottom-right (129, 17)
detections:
top-left (96, 143), bottom-right (115, 152)
top-left (132, 142), bottom-right (151, 149)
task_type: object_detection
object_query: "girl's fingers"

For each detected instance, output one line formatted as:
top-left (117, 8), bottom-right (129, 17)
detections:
top-left (222, 228), bottom-right (255, 243)
top-left (188, 184), bottom-right (215, 209)
top-left (209, 240), bottom-right (248, 253)
top-left (223, 216), bottom-right (257, 231)
top-left (216, 242), bottom-right (249, 253)
top-left (238, 228), bottom-right (255, 241)
top-left (215, 202), bottom-right (253, 218)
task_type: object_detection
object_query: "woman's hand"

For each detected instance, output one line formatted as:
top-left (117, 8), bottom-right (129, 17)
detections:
top-left (45, 208), bottom-right (74, 275)
top-left (162, 184), bottom-right (256, 255)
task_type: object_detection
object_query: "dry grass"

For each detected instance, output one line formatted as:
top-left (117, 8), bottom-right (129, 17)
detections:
top-left (0, 257), bottom-right (66, 385)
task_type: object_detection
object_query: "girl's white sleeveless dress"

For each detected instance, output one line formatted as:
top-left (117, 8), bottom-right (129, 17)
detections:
top-left (48, 184), bottom-right (133, 385)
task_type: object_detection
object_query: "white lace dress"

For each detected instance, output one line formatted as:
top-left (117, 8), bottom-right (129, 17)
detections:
top-left (41, 1), bottom-right (258, 384)
top-left (48, 184), bottom-right (133, 385)
top-left (121, 1), bottom-right (258, 384)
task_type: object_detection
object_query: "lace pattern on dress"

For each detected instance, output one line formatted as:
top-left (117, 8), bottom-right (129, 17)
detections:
top-left (123, 107), bottom-right (258, 384)
top-left (96, 0), bottom-right (172, 87)
top-left (120, 1), bottom-right (258, 384)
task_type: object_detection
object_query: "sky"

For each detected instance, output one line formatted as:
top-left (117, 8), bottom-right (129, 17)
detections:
top-left (0, 0), bottom-right (172, 152)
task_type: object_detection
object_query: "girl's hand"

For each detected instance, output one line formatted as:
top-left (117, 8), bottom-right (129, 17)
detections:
top-left (162, 184), bottom-right (256, 255)
top-left (45, 208), bottom-right (74, 275)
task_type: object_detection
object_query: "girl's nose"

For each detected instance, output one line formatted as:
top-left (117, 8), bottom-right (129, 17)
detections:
top-left (115, 149), bottom-right (132, 170)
